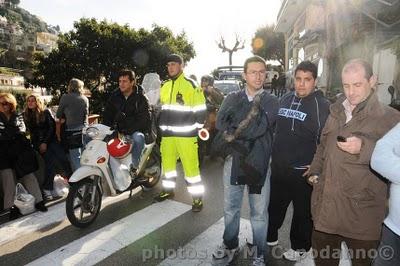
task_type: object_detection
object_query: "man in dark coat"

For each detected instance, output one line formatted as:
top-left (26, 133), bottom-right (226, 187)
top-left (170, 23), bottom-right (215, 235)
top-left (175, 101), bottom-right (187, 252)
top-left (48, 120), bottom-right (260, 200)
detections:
top-left (212, 56), bottom-right (279, 265)
top-left (308, 59), bottom-right (400, 266)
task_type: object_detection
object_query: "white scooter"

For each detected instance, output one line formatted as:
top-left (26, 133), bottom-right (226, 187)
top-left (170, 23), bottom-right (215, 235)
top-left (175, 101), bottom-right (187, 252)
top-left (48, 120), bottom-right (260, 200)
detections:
top-left (65, 122), bottom-right (161, 228)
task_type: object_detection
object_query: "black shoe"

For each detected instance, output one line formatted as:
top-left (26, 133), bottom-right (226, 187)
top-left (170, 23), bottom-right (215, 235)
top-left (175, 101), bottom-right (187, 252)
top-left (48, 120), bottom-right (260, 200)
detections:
top-left (9, 206), bottom-right (21, 221)
top-left (192, 198), bottom-right (203, 212)
top-left (133, 174), bottom-right (147, 183)
top-left (35, 201), bottom-right (48, 212)
top-left (129, 165), bottom-right (138, 178)
top-left (129, 165), bottom-right (146, 183)
top-left (154, 191), bottom-right (174, 202)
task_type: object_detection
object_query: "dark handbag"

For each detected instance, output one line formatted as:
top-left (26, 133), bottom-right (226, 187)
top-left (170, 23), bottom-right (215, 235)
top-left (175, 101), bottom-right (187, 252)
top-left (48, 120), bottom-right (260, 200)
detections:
top-left (65, 130), bottom-right (83, 149)
top-left (210, 130), bottom-right (230, 158)
top-left (14, 148), bottom-right (39, 178)
top-left (9, 135), bottom-right (39, 178)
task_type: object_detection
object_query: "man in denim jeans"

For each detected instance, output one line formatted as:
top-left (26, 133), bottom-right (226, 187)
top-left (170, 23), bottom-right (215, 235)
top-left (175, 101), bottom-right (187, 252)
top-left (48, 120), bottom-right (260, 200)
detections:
top-left (212, 56), bottom-right (279, 266)
top-left (103, 69), bottom-right (151, 178)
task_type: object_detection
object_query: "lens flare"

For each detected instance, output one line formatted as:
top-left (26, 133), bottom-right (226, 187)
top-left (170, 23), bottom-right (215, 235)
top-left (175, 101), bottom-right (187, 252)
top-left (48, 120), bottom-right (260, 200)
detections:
top-left (252, 38), bottom-right (264, 51)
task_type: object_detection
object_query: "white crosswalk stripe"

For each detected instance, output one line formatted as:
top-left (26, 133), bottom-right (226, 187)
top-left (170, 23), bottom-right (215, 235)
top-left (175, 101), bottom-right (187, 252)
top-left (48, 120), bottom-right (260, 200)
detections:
top-left (0, 198), bottom-right (355, 266)
top-left (0, 188), bottom-right (141, 246)
top-left (26, 200), bottom-right (191, 266)
top-left (158, 218), bottom-right (351, 266)
top-left (158, 218), bottom-right (252, 266)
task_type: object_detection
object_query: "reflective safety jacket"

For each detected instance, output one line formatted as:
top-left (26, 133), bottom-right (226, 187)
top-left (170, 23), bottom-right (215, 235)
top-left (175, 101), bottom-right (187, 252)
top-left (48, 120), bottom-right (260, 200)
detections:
top-left (159, 73), bottom-right (206, 137)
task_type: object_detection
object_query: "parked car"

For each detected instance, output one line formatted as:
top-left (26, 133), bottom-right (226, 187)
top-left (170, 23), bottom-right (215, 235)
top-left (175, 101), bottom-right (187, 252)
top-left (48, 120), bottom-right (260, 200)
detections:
top-left (215, 66), bottom-right (244, 86)
top-left (214, 80), bottom-right (242, 96)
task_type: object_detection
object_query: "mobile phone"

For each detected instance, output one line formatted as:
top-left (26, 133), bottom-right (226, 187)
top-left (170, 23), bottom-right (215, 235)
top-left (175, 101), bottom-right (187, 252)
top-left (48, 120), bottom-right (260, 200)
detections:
top-left (337, 135), bottom-right (347, 142)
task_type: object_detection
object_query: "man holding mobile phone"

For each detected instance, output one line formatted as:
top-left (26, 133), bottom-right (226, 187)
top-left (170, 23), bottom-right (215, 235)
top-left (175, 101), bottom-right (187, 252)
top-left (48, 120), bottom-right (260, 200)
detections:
top-left (308, 59), bottom-right (400, 265)
top-left (267, 61), bottom-right (330, 261)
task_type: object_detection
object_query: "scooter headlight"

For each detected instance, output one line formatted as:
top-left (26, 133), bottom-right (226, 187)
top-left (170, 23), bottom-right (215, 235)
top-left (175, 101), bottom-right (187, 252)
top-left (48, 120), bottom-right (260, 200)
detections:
top-left (86, 127), bottom-right (99, 139)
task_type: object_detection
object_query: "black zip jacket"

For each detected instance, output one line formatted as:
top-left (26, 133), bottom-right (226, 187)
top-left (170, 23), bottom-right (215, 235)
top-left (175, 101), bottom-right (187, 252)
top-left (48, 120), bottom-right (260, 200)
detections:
top-left (103, 85), bottom-right (151, 135)
top-left (271, 90), bottom-right (330, 168)
top-left (0, 112), bottom-right (26, 169)
top-left (24, 109), bottom-right (56, 150)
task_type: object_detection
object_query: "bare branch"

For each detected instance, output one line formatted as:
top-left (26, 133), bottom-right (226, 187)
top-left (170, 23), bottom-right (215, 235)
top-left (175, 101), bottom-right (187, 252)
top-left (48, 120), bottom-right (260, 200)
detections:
top-left (235, 33), bottom-right (241, 43)
top-left (233, 39), bottom-right (240, 50)
top-left (217, 36), bottom-right (228, 52)
top-left (232, 39), bottom-right (245, 52)
top-left (238, 40), bottom-right (245, 50)
top-left (221, 36), bottom-right (226, 47)
top-left (217, 34), bottom-right (245, 62)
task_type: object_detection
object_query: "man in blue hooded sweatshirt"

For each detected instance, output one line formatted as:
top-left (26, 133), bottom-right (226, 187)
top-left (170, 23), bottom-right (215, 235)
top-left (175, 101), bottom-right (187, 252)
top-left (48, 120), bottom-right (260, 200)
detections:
top-left (267, 61), bottom-right (330, 261)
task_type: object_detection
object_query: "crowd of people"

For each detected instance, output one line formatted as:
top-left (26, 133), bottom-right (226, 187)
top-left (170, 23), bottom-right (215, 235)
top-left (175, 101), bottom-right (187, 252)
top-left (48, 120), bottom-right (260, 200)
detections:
top-left (149, 55), bottom-right (400, 265)
top-left (0, 78), bottom-right (89, 219)
top-left (0, 54), bottom-right (399, 266)
top-left (208, 56), bottom-right (400, 266)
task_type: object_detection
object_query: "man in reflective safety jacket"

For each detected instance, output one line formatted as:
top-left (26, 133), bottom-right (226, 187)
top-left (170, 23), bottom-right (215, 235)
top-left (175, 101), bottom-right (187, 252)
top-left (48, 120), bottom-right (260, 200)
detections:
top-left (154, 54), bottom-right (207, 212)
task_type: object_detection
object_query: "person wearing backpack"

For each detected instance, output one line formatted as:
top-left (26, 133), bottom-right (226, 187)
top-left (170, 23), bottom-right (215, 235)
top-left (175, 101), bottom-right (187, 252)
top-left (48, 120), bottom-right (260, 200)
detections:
top-left (56, 78), bottom-right (89, 171)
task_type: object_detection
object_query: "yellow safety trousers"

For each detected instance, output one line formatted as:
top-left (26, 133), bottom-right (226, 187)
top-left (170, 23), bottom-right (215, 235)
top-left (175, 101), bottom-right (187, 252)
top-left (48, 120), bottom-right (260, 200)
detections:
top-left (160, 136), bottom-right (200, 180)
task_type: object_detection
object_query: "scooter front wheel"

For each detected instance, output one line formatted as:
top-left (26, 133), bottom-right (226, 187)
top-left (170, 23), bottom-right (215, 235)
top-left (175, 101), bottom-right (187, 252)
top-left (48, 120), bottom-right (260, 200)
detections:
top-left (66, 177), bottom-right (102, 228)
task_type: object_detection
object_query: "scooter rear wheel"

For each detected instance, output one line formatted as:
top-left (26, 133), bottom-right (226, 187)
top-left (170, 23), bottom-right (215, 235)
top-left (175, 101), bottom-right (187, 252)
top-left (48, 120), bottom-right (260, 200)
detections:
top-left (66, 178), bottom-right (102, 228)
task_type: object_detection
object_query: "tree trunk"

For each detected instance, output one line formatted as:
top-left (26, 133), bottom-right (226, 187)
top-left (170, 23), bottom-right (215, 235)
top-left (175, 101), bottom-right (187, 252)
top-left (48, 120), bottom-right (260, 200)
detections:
top-left (229, 52), bottom-right (233, 70)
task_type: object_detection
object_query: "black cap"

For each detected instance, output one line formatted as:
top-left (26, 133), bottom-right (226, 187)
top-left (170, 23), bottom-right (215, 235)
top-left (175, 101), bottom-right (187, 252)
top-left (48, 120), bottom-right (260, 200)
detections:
top-left (166, 54), bottom-right (183, 64)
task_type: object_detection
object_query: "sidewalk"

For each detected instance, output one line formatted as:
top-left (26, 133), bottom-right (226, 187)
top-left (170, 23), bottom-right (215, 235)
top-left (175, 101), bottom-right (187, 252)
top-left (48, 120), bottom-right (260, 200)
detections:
top-left (0, 195), bottom-right (66, 226)
top-left (0, 188), bottom-right (141, 245)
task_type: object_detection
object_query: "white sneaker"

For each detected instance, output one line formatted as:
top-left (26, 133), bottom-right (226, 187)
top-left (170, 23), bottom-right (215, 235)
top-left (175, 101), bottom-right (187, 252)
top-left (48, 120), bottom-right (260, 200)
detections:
top-left (212, 242), bottom-right (239, 262)
top-left (253, 255), bottom-right (265, 266)
top-left (43, 190), bottom-right (53, 201)
top-left (283, 248), bottom-right (312, 261)
top-left (267, 240), bottom-right (279, 246)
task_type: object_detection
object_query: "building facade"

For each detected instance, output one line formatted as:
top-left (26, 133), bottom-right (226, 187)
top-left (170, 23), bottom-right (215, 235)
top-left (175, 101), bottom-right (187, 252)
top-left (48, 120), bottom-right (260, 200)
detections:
top-left (0, 72), bottom-right (24, 90)
top-left (275, 0), bottom-right (400, 104)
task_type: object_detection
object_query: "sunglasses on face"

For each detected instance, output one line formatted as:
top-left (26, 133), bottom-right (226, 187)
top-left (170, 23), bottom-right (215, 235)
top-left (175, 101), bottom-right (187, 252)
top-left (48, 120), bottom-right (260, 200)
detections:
top-left (0, 102), bottom-right (10, 106)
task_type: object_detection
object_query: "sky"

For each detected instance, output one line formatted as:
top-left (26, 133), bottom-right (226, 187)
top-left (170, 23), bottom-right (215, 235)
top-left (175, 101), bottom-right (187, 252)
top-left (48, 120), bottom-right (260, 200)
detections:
top-left (19, 0), bottom-right (282, 78)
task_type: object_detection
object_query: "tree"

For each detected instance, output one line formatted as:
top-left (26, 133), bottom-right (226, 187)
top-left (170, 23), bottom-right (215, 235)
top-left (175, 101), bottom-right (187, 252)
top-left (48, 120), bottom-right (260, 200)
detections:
top-left (4, 0), bottom-right (19, 8)
top-left (31, 18), bottom-right (195, 114)
top-left (251, 24), bottom-right (285, 66)
top-left (10, 0), bottom-right (20, 6)
top-left (217, 35), bottom-right (245, 67)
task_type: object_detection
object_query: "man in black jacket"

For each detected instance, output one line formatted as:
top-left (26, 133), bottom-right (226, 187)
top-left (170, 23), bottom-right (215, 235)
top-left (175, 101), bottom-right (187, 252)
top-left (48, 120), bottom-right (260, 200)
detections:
top-left (103, 69), bottom-right (151, 176)
top-left (266, 61), bottom-right (330, 261)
